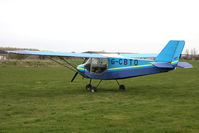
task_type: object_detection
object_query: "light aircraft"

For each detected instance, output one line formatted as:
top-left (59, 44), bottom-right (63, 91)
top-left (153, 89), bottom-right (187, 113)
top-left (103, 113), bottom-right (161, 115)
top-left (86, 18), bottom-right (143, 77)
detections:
top-left (8, 40), bottom-right (192, 92)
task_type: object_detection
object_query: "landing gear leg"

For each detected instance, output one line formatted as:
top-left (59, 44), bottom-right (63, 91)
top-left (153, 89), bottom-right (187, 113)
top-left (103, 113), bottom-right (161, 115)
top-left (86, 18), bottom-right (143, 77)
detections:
top-left (86, 79), bottom-right (92, 91)
top-left (96, 80), bottom-right (102, 88)
top-left (116, 80), bottom-right (125, 91)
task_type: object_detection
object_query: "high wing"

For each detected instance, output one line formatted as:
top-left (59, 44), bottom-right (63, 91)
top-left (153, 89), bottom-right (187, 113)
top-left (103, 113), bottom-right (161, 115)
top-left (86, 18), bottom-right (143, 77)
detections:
top-left (7, 50), bottom-right (157, 59)
top-left (7, 50), bottom-right (107, 58)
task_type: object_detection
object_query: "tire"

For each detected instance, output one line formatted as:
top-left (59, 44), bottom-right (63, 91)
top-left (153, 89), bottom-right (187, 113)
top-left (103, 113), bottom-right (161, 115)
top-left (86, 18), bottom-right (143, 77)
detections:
top-left (90, 87), bottom-right (97, 92)
top-left (119, 85), bottom-right (125, 90)
top-left (86, 84), bottom-right (92, 91)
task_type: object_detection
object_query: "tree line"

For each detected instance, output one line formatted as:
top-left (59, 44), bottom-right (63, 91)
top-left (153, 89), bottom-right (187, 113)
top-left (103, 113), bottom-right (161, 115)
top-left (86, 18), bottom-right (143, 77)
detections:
top-left (0, 47), bottom-right (40, 60)
top-left (1, 47), bottom-right (199, 60)
top-left (183, 48), bottom-right (199, 60)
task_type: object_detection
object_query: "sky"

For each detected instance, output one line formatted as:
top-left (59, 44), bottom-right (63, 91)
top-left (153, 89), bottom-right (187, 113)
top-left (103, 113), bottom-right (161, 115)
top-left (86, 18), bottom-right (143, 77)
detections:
top-left (0, 0), bottom-right (199, 54)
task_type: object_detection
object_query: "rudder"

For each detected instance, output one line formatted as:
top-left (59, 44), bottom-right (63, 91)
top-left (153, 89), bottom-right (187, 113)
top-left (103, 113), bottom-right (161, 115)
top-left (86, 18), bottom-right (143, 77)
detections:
top-left (155, 40), bottom-right (185, 62)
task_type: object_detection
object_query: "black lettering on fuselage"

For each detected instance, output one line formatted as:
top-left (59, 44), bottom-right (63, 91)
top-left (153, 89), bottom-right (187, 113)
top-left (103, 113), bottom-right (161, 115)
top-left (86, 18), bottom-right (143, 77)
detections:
top-left (110, 59), bottom-right (139, 66)
top-left (124, 59), bottom-right (127, 65)
top-left (111, 59), bottom-right (115, 64)
top-left (130, 59), bottom-right (133, 65)
top-left (119, 59), bottom-right (122, 65)
top-left (134, 59), bottom-right (138, 65)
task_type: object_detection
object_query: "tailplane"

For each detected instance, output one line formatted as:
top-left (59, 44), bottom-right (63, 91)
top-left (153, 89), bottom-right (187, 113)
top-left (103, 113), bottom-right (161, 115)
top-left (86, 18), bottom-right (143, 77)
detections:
top-left (152, 40), bottom-right (193, 69)
top-left (177, 62), bottom-right (193, 68)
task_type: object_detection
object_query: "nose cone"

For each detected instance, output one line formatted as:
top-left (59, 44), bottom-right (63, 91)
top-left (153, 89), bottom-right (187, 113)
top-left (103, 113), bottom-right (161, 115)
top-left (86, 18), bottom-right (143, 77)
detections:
top-left (77, 64), bottom-right (85, 72)
top-left (77, 64), bottom-right (89, 78)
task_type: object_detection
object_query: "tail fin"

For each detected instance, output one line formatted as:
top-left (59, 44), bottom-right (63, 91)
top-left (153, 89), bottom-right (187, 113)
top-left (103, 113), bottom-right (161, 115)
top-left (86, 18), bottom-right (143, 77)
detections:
top-left (155, 40), bottom-right (185, 62)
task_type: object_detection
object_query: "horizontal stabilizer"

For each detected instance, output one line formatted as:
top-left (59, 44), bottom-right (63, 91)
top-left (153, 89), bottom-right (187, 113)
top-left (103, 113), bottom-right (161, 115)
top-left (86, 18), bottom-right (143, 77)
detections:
top-left (151, 62), bottom-right (174, 69)
top-left (177, 62), bottom-right (193, 68)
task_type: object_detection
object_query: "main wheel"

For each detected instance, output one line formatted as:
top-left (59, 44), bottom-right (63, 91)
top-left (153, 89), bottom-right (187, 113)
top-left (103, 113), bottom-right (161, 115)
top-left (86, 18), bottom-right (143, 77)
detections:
top-left (90, 87), bottom-right (97, 92)
top-left (86, 84), bottom-right (92, 91)
top-left (119, 85), bottom-right (125, 90)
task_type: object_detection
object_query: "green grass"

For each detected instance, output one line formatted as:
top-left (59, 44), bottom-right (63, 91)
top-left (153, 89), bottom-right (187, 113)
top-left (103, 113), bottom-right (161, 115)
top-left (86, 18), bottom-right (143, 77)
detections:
top-left (0, 60), bottom-right (199, 133)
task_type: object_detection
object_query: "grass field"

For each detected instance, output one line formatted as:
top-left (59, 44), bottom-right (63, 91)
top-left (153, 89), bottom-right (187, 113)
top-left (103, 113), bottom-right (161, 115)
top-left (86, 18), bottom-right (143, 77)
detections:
top-left (0, 60), bottom-right (199, 133)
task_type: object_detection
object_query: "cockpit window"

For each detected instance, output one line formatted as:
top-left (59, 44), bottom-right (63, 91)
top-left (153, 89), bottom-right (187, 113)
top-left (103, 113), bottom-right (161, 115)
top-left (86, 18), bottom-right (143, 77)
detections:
top-left (84, 58), bottom-right (108, 74)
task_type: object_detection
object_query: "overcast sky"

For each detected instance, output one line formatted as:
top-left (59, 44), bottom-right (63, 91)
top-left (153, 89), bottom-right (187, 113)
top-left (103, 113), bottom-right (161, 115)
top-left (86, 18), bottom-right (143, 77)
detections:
top-left (0, 0), bottom-right (199, 53)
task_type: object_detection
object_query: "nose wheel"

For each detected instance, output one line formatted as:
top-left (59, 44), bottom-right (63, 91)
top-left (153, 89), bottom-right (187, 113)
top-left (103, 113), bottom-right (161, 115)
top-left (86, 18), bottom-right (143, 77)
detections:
top-left (86, 84), bottom-right (92, 91)
top-left (86, 84), bottom-right (97, 92)
top-left (86, 79), bottom-right (101, 92)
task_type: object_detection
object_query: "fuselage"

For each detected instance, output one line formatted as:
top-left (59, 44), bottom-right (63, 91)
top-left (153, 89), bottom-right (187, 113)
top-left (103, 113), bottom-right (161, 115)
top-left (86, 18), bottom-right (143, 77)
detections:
top-left (77, 57), bottom-right (178, 80)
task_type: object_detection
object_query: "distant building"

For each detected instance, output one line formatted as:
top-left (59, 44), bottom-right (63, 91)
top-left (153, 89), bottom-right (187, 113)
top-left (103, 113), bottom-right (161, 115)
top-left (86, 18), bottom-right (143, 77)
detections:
top-left (0, 50), bottom-right (8, 60)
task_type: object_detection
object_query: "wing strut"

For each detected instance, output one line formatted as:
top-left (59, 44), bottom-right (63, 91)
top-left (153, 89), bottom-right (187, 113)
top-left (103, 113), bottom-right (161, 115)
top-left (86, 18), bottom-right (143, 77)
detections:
top-left (59, 57), bottom-right (78, 71)
top-left (48, 57), bottom-right (77, 72)
top-left (48, 57), bottom-right (88, 82)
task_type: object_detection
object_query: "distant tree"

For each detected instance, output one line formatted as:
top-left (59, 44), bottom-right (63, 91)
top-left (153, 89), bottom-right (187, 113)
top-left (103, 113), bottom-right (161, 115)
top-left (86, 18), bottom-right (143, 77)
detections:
top-left (185, 49), bottom-right (190, 59)
top-left (0, 47), bottom-right (39, 60)
top-left (190, 48), bottom-right (197, 60)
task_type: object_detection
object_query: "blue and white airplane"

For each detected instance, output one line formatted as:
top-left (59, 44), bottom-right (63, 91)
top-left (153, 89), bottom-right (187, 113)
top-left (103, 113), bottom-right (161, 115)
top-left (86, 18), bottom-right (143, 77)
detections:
top-left (8, 40), bottom-right (192, 92)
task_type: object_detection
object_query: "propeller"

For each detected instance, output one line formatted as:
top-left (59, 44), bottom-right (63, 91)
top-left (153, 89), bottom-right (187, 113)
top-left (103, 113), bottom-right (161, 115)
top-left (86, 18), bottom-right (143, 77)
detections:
top-left (71, 72), bottom-right (78, 82)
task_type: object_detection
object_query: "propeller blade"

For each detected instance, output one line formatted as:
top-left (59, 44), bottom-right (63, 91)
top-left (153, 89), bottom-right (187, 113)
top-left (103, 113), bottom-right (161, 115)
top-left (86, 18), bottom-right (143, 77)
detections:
top-left (71, 72), bottom-right (78, 82)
